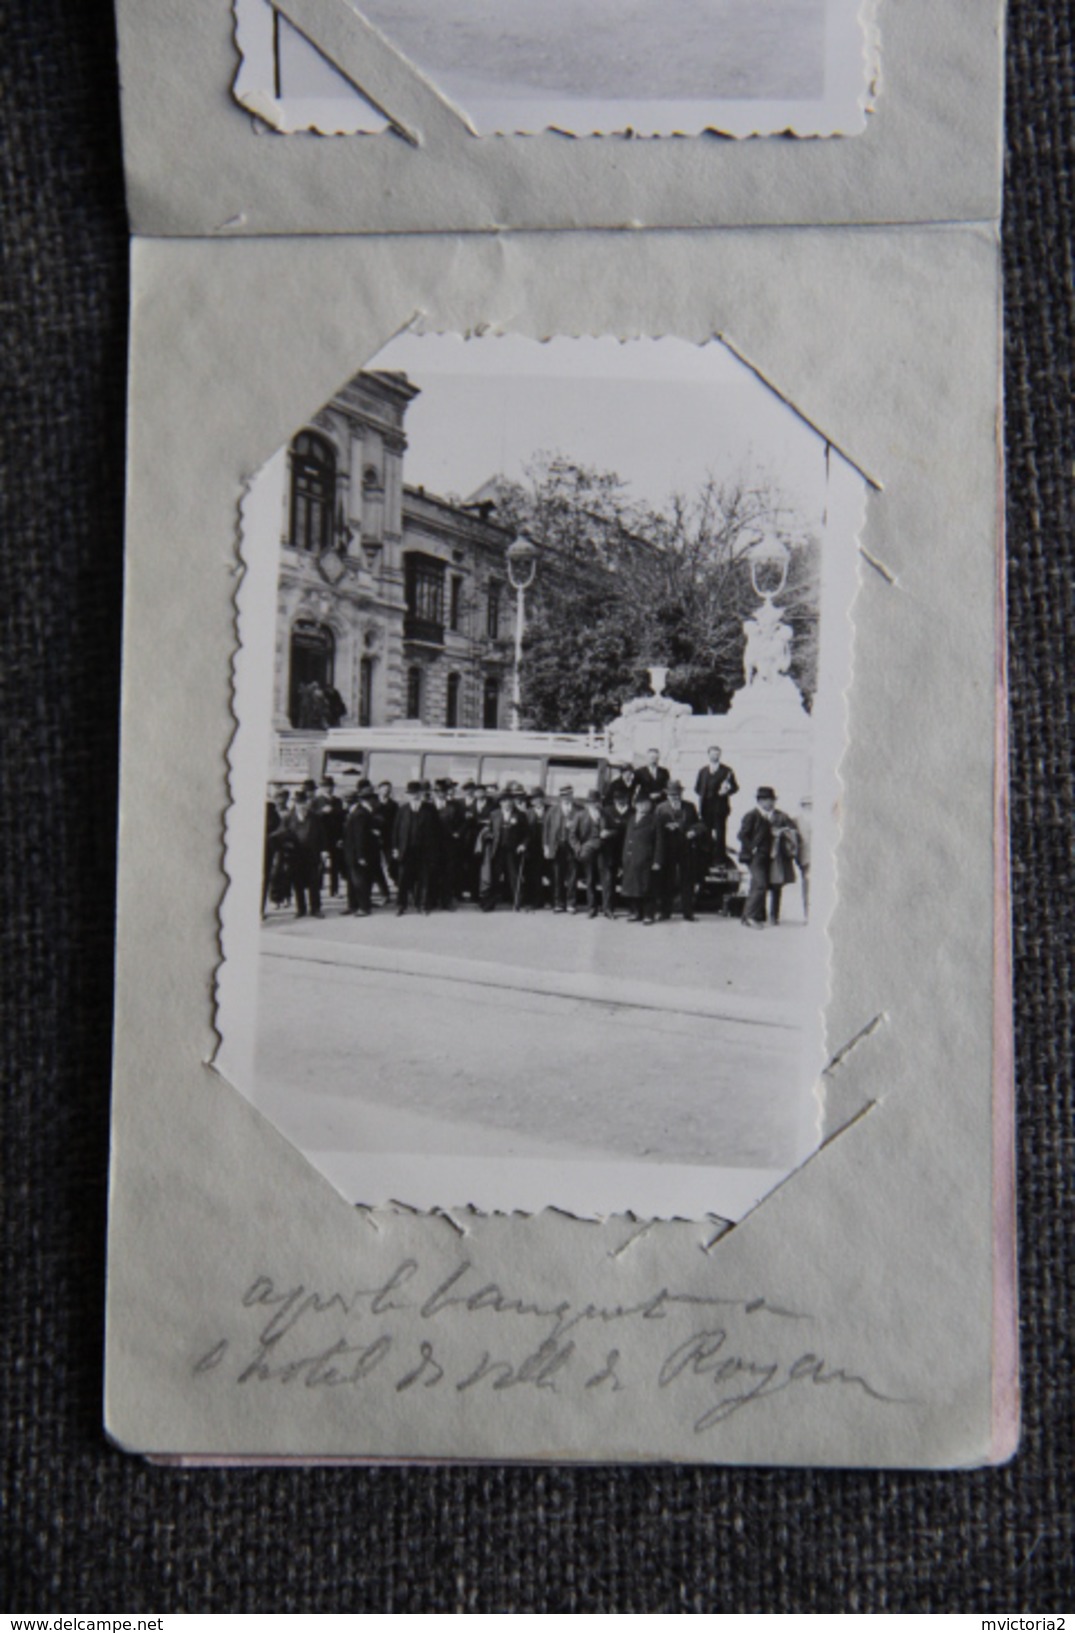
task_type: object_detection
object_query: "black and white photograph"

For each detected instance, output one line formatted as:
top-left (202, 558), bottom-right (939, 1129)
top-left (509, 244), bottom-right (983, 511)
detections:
top-left (218, 332), bottom-right (864, 1221)
top-left (233, 0), bottom-right (874, 137)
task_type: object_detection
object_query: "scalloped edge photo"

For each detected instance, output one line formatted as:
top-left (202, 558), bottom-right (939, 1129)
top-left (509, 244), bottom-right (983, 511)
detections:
top-left (233, 0), bottom-right (879, 140)
top-left (214, 329), bottom-right (868, 1225)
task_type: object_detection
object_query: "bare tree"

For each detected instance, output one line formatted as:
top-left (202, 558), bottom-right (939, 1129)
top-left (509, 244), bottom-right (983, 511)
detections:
top-left (492, 454), bottom-right (820, 728)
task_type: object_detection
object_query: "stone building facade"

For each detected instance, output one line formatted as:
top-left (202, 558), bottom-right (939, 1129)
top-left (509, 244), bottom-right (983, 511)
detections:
top-left (272, 369), bottom-right (516, 764)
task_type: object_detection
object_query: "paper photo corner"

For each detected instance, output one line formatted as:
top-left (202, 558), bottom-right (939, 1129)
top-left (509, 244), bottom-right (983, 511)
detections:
top-left (230, 0), bottom-right (471, 142)
top-left (105, 231), bottom-right (1016, 1466)
top-left (230, 0), bottom-right (880, 143)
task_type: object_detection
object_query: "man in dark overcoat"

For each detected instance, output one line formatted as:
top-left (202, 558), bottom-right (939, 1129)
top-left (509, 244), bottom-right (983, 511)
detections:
top-left (738, 786), bottom-right (799, 926)
top-left (419, 781), bottom-right (447, 910)
top-left (598, 787), bottom-right (632, 919)
top-left (543, 785), bottom-right (580, 913)
top-left (655, 781), bottom-right (706, 920)
top-left (262, 786), bottom-right (290, 915)
top-left (285, 789), bottom-right (324, 918)
top-left (523, 788), bottom-right (550, 909)
top-left (393, 781), bottom-right (439, 915)
top-left (432, 781), bottom-right (462, 908)
top-left (457, 782), bottom-right (480, 901)
top-left (694, 745), bottom-right (739, 863)
top-left (480, 790), bottom-right (530, 911)
top-left (606, 762), bottom-right (640, 807)
top-left (796, 795), bottom-right (813, 921)
top-left (312, 775), bottom-right (345, 897)
top-left (621, 792), bottom-right (661, 924)
top-left (470, 786), bottom-right (496, 900)
top-left (571, 789), bottom-right (605, 917)
top-left (372, 780), bottom-right (399, 895)
top-left (342, 784), bottom-right (379, 916)
top-left (634, 748), bottom-right (670, 805)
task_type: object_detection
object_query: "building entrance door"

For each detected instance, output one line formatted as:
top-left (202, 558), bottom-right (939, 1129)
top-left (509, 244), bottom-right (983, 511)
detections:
top-left (289, 621), bottom-right (335, 726)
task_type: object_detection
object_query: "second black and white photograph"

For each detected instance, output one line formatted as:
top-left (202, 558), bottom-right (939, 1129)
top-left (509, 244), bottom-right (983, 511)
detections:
top-left (218, 331), bottom-right (864, 1221)
top-left (232, 0), bottom-right (874, 138)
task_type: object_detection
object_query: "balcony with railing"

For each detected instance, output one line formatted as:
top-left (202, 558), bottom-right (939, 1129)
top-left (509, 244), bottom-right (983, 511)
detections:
top-left (403, 612), bottom-right (445, 647)
top-left (403, 553), bottom-right (446, 648)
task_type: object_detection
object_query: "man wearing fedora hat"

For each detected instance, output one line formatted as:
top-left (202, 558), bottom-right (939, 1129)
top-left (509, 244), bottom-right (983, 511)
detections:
top-left (393, 780), bottom-right (438, 915)
top-left (571, 788), bottom-right (606, 918)
top-left (480, 789), bottom-right (530, 911)
top-left (655, 780), bottom-right (706, 920)
top-left (312, 775), bottom-right (345, 898)
top-left (621, 789), bottom-right (660, 923)
top-left (738, 786), bottom-right (799, 927)
top-left (523, 787), bottom-right (550, 909)
top-left (430, 780), bottom-right (461, 909)
top-left (284, 787), bottom-right (324, 919)
top-left (543, 785), bottom-right (581, 913)
top-left (342, 782), bottom-right (379, 916)
top-left (370, 780), bottom-right (399, 902)
top-left (606, 761), bottom-right (640, 807)
top-left (457, 781), bottom-right (480, 902)
top-left (598, 783), bottom-right (633, 919)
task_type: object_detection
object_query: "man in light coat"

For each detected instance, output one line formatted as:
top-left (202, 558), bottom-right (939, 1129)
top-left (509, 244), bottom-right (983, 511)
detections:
top-left (738, 786), bottom-right (799, 926)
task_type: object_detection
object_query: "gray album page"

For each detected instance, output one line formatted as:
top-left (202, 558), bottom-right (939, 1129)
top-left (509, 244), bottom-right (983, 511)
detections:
top-left (105, 226), bottom-right (1015, 1465)
top-left (114, 0), bottom-right (1003, 235)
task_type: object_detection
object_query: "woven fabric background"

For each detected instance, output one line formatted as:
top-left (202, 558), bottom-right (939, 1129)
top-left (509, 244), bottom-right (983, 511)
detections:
top-left (2, 0), bottom-right (1072, 1612)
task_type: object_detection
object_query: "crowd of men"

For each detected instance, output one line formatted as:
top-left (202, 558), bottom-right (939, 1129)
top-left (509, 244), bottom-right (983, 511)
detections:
top-left (262, 745), bottom-right (810, 928)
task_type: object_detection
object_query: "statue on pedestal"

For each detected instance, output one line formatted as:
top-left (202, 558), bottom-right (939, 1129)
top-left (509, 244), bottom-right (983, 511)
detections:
top-left (732, 539), bottom-right (805, 714)
top-left (743, 597), bottom-right (794, 689)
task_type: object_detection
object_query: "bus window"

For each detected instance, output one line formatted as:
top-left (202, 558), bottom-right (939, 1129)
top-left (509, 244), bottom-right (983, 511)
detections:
top-left (422, 753), bottom-right (481, 788)
top-left (322, 749), bottom-right (365, 780)
top-left (479, 754), bottom-right (544, 792)
top-left (547, 759), bottom-right (600, 797)
top-left (366, 749), bottom-right (422, 790)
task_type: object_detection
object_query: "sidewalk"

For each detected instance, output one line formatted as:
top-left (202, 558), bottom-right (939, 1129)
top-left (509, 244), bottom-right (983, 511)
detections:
top-left (261, 891), bottom-right (816, 1036)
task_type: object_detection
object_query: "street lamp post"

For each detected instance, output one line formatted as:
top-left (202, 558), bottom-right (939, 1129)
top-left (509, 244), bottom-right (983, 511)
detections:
top-left (506, 536), bottom-right (538, 732)
top-left (747, 533), bottom-right (791, 603)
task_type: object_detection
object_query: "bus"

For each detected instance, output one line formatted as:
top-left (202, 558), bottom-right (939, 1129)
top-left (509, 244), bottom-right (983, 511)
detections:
top-left (285, 722), bottom-right (745, 911)
top-left (317, 724), bottom-right (612, 799)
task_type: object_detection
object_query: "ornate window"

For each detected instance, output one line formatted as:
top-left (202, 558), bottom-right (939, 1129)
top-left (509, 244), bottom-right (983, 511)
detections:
top-left (406, 666), bottom-right (423, 720)
top-left (482, 675), bottom-right (500, 730)
top-left (289, 431), bottom-right (336, 555)
top-left (404, 553), bottom-right (446, 645)
top-left (289, 620), bottom-right (335, 727)
top-left (446, 672), bottom-right (461, 728)
top-left (486, 582), bottom-right (501, 640)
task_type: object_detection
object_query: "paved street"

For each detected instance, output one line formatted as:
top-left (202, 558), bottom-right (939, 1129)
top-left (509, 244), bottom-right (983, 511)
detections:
top-left (254, 895), bottom-right (822, 1179)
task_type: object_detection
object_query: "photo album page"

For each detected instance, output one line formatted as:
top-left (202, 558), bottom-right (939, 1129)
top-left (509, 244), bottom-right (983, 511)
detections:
top-left (104, 0), bottom-right (1015, 1467)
